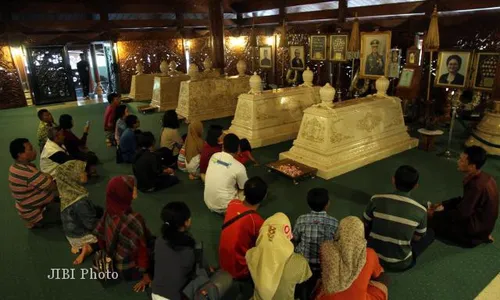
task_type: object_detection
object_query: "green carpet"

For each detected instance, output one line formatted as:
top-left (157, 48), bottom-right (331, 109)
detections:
top-left (1, 102), bottom-right (499, 300)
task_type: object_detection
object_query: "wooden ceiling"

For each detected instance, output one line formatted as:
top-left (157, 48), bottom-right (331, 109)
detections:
top-left (1, 0), bottom-right (499, 41)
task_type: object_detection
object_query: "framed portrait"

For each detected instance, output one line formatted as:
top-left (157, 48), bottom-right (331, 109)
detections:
top-left (289, 46), bottom-right (305, 70)
top-left (259, 46), bottom-right (272, 69)
top-left (435, 50), bottom-right (472, 88)
top-left (472, 52), bottom-right (499, 91)
top-left (360, 31), bottom-right (392, 79)
top-left (388, 49), bottom-right (401, 78)
top-left (310, 35), bottom-right (327, 61)
top-left (330, 35), bottom-right (349, 62)
top-left (406, 47), bottom-right (421, 67)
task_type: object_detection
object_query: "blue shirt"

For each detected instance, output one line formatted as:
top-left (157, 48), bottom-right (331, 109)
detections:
top-left (293, 211), bottom-right (339, 270)
top-left (120, 128), bottom-right (137, 163)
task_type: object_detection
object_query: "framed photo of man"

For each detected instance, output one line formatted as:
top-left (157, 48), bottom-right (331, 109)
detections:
top-left (310, 35), bottom-right (327, 61)
top-left (289, 46), bottom-right (305, 70)
top-left (406, 47), bottom-right (420, 67)
top-left (435, 50), bottom-right (472, 88)
top-left (360, 31), bottom-right (392, 79)
top-left (472, 52), bottom-right (499, 91)
top-left (330, 35), bottom-right (348, 62)
top-left (388, 49), bottom-right (401, 78)
top-left (259, 46), bottom-right (272, 69)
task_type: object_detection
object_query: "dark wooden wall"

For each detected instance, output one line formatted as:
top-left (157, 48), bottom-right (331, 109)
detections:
top-left (0, 44), bottom-right (26, 109)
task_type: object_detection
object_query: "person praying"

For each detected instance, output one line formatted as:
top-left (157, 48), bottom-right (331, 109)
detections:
top-left (429, 146), bottom-right (499, 247)
top-left (36, 109), bottom-right (57, 150)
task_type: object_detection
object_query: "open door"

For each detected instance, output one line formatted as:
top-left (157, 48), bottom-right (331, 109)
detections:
top-left (26, 45), bottom-right (76, 105)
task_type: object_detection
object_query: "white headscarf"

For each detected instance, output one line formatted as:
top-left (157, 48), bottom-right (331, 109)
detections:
top-left (246, 212), bottom-right (294, 300)
top-left (321, 216), bottom-right (367, 294)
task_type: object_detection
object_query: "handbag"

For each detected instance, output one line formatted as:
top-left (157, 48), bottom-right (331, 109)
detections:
top-left (182, 243), bottom-right (233, 300)
top-left (221, 210), bottom-right (258, 230)
top-left (92, 219), bottom-right (123, 283)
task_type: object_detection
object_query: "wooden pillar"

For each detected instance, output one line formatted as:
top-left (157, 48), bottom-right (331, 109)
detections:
top-left (338, 0), bottom-right (347, 24)
top-left (208, 0), bottom-right (225, 73)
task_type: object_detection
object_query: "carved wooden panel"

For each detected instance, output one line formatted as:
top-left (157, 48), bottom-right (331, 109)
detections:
top-left (116, 39), bottom-right (184, 93)
top-left (26, 46), bottom-right (75, 105)
top-left (0, 45), bottom-right (27, 109)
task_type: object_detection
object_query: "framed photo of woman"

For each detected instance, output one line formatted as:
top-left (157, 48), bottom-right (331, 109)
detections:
top-left (435, 50), bottom-right (472, 88)
top-left (472, 52), bottom-right (499, 91)
top-left (360, 31), bottom-right (392, 80)
top-left (310, 35), bottom-right (327, 61)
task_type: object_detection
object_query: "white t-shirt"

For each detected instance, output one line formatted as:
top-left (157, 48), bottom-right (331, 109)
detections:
top-left (204, 152), bottom-right (248, 213)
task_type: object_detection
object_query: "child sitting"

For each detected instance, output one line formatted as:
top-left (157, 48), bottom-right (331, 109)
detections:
top-left (293, 188), bottom-right (339, 299)
top-left (236, 138), bottom-right (258, 166)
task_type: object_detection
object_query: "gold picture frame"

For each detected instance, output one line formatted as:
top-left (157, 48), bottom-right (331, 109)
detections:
top-left (360, 31), bottom-right (392, 80)
top-left (310, 35), bottom-right (327, 61)
top-left (472, 52), bottom-right (499, 91)
top-left (259, 46), bottom-right (272, 69)
top-left (330, 34), bottom-right (349, 62)
top-left (435, 50), bottom-right (472, 89)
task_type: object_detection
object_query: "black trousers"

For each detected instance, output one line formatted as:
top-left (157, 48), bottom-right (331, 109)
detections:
top-left (81, 77), bottom-right (90, 96)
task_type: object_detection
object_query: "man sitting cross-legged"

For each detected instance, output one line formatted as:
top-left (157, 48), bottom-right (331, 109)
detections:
top-left (429, 146), bottom-right (498, 247)
top-left (9, 138), bottom-right (60, 229)
top-left (204, 133), bottom-right (248, 214)
top-left (363, 165), bottom-right (434, 271)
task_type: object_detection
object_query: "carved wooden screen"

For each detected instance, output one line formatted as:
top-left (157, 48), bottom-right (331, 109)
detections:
top-left (26, 46), bottom-right (75, 105)
top-left (0, 45), bottom-right (27, 109)
top-left (104, 44), bottom-right (117, 93)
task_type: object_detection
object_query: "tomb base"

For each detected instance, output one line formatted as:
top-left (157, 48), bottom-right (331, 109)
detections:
top-left (129, 74), bottom-right (156, 101)
top-left (150, 75), bottom-right (190, 111)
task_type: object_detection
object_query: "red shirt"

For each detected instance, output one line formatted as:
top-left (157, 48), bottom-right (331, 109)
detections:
top-left (104, 104), bottom-right (116, 131)
top-left (219, 200), bottom-right (264, 279)
top-left (236, 151), bottom-right (251, 165)
top-left (199, 143), bottom-right (222, 174)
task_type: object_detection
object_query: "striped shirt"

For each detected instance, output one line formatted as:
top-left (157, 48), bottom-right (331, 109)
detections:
top-left (363, 192), bottom-right (427, 270)
top-left (9, 162), bottom-right (55, 227)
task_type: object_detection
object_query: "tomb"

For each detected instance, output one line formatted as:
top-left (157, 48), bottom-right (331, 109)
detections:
top-left (280, 77), bottom-right (419, 180)
top-left (129, 73), bottom-right (157, 102)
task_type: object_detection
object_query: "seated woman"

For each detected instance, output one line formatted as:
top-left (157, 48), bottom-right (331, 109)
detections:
top-left (236, 138), bottom-right (259, 166)
top-left (177, 121), bottom-right (204, 180)
top-left (56, 160), bottom-right (103, 265)
top-left (159, 110), bottom-right (184, 168)
top-left (152, 201), bottom-right (196, 300)
top-left (119, 115), bottom-right (141, 163)
top-left (316, 216), bottom-right (388, 300)
top-left (246, 212), bottom-right (312, 300)
top-left (94, 176), bottom-right (154, 292)
top-left (199, 125), bottom-right (223, 182)
top-left (59, 114), bottom-right (99, 173)
top-left (133, 132), bottom-right (179, 192)
top-left (114, 104), bottom-right (129, 146)
top-left (40, 127), bottom-right (73, 176)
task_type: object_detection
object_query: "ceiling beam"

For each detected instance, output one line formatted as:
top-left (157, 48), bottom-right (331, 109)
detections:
top-left (232, 0), bottom-right (336, 14)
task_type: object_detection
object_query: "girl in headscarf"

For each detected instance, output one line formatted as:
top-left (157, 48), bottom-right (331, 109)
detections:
top-left (316, 216), bottom-right (388, 300)
top-left (246, 212), bottom-right (312, 300)
top-left (56, 160), bottom-right (102, 265)
top-left (94, 176), bottom-right (154, 292)
top-left (177, 120), bottom-right (204, 180)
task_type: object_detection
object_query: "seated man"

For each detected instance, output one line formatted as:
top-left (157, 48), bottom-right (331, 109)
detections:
top-left (429, 146), bottom-right (498, 247)
top-left (40, 127), bottom-right (73, 176)
top-left (219, 176), bottom-right (267, 280)
top-left (104, 93), bottom-right (121, 146)
top-left (37, 109), bottom-right (57, 150)
top-left (363, 165), bottom-right (434, 271)
top-left (9, 138), bottom-right (60, 228)
top-left (133, 132), bottom-right (179, 192)
top-left (204, 133), bottom-right (248, 214)
top-left (119, 115), bottom-right (141, 163)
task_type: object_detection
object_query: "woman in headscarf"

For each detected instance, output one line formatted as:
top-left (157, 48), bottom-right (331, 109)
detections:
top-left (246, 212), bottom-right (312, 300)
top-left (316, 216), bottom-right (388, 300)
top-left (56, 160), bottom-right (102, 265)
top-left (94, 176), bottom-right (154, 292)
top-left (177, 120), bottom-right (204, 180)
